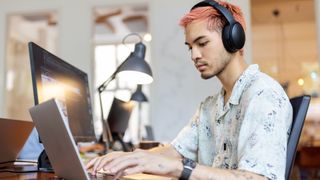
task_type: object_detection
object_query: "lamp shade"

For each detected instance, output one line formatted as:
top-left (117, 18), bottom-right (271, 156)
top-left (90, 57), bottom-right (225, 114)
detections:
top-left (130, 85), bottom-right (148, 102)
top-left (117, 42), bottom-right (153, 85)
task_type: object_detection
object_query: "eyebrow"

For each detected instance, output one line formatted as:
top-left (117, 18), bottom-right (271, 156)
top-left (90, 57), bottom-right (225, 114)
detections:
top-left (185, 36), bottom-right (206, 46)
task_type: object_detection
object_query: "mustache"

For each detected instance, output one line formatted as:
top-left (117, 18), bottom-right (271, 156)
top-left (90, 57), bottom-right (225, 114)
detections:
top-left (195, 61), bottom-right (207, 66)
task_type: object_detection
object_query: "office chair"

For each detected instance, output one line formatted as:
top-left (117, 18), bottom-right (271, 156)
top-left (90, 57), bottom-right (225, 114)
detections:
top-left (285, 95), bottom-right (311, 180)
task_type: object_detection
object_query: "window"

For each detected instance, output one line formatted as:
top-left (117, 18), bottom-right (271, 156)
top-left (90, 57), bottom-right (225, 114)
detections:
top-left (93, 5), bottom-right (151, 144)
top-left (4, 12), bottom-right (57, 119)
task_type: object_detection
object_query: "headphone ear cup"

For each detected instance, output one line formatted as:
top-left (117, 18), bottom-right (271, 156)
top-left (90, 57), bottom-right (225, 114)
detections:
top-left (222, 22), bottom-right (245, 53)
top-left (231, 22), bottom-right (245, 51)
top-left (222, 24), bottom-right (234, 53)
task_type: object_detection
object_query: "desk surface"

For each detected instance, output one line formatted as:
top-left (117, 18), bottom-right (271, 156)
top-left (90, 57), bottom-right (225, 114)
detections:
top-left (0, 165), bottom-right (174, 180)
top-left (0, 165), bottom-right (56, 180)
top-left (0, 172), bottom-right (174, 180)
top-left (0, 172), bottom-right (55, 180)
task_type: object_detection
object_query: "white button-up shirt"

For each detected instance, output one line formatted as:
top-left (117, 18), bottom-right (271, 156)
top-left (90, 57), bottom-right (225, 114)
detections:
top-left (171, 64), bottom-right (292, 180)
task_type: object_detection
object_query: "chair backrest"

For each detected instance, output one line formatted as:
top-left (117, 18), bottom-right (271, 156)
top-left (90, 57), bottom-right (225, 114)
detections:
top-left (285, 95), bottom-right (311, 180)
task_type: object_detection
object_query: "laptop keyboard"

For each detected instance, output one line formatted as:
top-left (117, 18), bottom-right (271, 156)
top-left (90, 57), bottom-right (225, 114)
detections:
top-left (89, 172), bottom-right (114, 180)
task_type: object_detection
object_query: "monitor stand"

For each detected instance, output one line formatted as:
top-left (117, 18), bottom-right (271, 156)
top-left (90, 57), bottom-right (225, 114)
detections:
top-left (37, 150), bottom-right (54, 172)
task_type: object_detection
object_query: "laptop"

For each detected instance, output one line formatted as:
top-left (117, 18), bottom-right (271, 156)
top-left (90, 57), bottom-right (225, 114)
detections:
top-left (29, 98), bottom-right (173, 180)
top-left (29, 98), bottom-right (108, 180)
top-left (0, 118), bottom-right (34, 164)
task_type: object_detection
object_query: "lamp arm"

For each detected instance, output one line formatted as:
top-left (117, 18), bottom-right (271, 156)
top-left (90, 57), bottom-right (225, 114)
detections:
top-left (97, 57), bottom-right (130, 93)
top-left (98, 89), bottom-right (113, 149)
top-left (97, 73), bottom-right (116, 93)
top-left (97, 72), bottom-right (117, 149)
top-left (97, 57), bottom-right (131, 149)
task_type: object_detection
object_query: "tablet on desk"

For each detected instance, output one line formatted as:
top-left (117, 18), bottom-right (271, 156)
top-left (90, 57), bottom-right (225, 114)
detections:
top-left (0, 118), bottom-right (33, 164)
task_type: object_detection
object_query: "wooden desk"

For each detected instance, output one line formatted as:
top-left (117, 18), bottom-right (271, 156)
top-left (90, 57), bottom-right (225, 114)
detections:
top-left (0, 165), bottom-right (174, 180)
top-left (0, 165), bottom-right (56, 180)
top-left (0, 172), bottom-right (174, 180)
top-left (0, 172), bottom-right (55, 180)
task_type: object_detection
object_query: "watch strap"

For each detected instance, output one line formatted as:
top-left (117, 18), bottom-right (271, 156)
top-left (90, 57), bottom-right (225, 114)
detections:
top-left (179, 158), bottom-right (196, 180)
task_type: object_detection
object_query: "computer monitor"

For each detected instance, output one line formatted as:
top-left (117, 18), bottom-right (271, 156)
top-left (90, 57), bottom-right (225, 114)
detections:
top-left (28, 42), bottom-right (96, 142)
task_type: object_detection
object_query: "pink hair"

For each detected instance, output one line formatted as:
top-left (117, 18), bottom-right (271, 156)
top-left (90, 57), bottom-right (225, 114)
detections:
top-left (179, 0), bottom-right (246, 32)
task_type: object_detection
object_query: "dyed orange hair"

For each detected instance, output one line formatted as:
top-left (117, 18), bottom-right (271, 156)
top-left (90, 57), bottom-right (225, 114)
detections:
top-left (179, 0), bottom-right (246, 33)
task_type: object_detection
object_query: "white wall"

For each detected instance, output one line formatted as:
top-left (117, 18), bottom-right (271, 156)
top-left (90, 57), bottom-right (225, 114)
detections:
top-left (0, 0), bottom-right (252, 142)
top-left (149, 0), bottom-right (218, 141)
top-left (316, 0), bottom-right (320, 64)
top-left (0, 12), bottom-right (5, 116)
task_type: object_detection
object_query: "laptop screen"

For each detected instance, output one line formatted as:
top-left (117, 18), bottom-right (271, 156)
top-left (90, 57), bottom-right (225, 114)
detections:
top-left (28, 42), bottom-right (96, 143)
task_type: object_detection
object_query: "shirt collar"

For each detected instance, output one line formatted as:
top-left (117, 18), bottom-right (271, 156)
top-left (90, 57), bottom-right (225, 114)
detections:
top-left (223, 64), bottom-right (260, 105)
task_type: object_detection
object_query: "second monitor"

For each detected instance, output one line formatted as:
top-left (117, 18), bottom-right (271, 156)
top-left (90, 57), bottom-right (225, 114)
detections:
top-left (28, 42), bottom-right (96, 143)
top-left (107, 97), bottom-right (134, 135)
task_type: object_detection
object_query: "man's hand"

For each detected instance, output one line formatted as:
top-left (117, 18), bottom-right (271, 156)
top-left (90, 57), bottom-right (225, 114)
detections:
top-left (86, 151), bottom-right (125, 175)
top-left (86, 149), bottom-right (182, 179)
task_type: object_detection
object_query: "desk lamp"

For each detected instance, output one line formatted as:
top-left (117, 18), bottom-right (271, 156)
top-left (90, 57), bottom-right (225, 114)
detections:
top-left (97, 33), bottom-right (153, 149)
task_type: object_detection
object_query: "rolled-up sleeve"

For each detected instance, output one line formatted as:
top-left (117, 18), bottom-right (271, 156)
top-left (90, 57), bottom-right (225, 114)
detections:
top-left (171, 105), bottom-right (201, 161)
top-left (237, 91), bottom-right (292, 180)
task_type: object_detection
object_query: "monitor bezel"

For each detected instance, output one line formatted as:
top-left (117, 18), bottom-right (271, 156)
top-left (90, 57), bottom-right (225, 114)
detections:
top-left (28, 42), bottom-right (96, 143)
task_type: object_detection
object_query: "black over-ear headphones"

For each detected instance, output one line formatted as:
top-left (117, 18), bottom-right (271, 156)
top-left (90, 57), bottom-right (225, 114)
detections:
top-left (191, 0), bottom-right (245, 53)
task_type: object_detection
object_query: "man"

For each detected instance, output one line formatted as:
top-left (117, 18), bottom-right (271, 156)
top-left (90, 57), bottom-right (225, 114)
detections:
top-left (86, 1), bottom-right (292, 179)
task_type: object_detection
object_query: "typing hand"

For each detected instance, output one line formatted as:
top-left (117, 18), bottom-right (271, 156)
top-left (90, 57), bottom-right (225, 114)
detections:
top-left (86, 151), bottom-right (126, 176)
top-left (86, 149), bottom-right (181, 178)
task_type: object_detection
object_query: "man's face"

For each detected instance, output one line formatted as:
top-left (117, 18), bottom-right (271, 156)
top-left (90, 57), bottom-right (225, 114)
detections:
top-left (184, 20), bottom-right (232, 79)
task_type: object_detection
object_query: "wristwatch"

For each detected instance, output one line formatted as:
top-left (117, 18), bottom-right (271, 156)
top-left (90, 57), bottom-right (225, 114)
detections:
top-left (179, 158), bottom-right (197, 180)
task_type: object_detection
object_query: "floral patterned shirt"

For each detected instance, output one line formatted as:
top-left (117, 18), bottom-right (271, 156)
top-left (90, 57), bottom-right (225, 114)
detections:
top-left (171, 64), bottom-right (292, 180)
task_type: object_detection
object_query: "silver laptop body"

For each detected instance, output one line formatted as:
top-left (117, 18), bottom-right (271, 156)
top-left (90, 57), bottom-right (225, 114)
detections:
top-left (29, 98), bottom-right (169, 180)
top-left (0, 118), bottom-right (33, 163)
top-left (29, 98), bottom-right (90, 180)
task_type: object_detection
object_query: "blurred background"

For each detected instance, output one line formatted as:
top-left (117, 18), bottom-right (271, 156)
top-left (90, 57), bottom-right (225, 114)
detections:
top-left (0, 0), bottom-right (319, 179)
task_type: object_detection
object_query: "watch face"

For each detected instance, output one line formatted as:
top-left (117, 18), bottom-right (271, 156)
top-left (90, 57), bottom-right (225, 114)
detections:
top-left (183, 158), bottom-right (196, 168)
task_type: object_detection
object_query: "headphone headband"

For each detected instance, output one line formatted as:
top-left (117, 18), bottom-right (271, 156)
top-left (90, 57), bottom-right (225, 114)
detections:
top-left (191, 0), bottom-right (235, 24)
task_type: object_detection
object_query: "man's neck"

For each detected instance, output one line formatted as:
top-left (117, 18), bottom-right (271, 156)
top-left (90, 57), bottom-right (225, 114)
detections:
top-left (217, 54), bottom-right (248, 103)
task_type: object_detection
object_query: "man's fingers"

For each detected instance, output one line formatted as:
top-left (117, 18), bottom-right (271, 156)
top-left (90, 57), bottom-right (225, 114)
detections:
top-left (89, 151), bottom-right (127, 174)
top-left (123, 166), bottom-right (144, 175)
top-left (86, 157), bottom-right (98, 169)
top-left (87, 151), bottom-right (149, 176)
top-left (114, 169), bottom-right (125, 180)
top-left (95, 154), bottom-right (118, 172)
top-left (107, 156), bottom-right (142, 174)
top-left (92, 157), bottom-right (104, 175)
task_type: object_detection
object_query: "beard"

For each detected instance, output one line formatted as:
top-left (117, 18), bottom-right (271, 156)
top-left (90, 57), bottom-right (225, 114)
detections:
top-left (200, 53), bottom-right (232, 80)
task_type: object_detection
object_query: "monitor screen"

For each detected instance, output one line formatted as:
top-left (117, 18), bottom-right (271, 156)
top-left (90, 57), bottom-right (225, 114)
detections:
top-left (28, 42), bottom-right (96, 142)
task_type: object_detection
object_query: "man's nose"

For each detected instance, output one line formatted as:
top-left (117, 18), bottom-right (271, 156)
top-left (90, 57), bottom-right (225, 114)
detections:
top-left (191, 48), bottom-right (201, 62)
